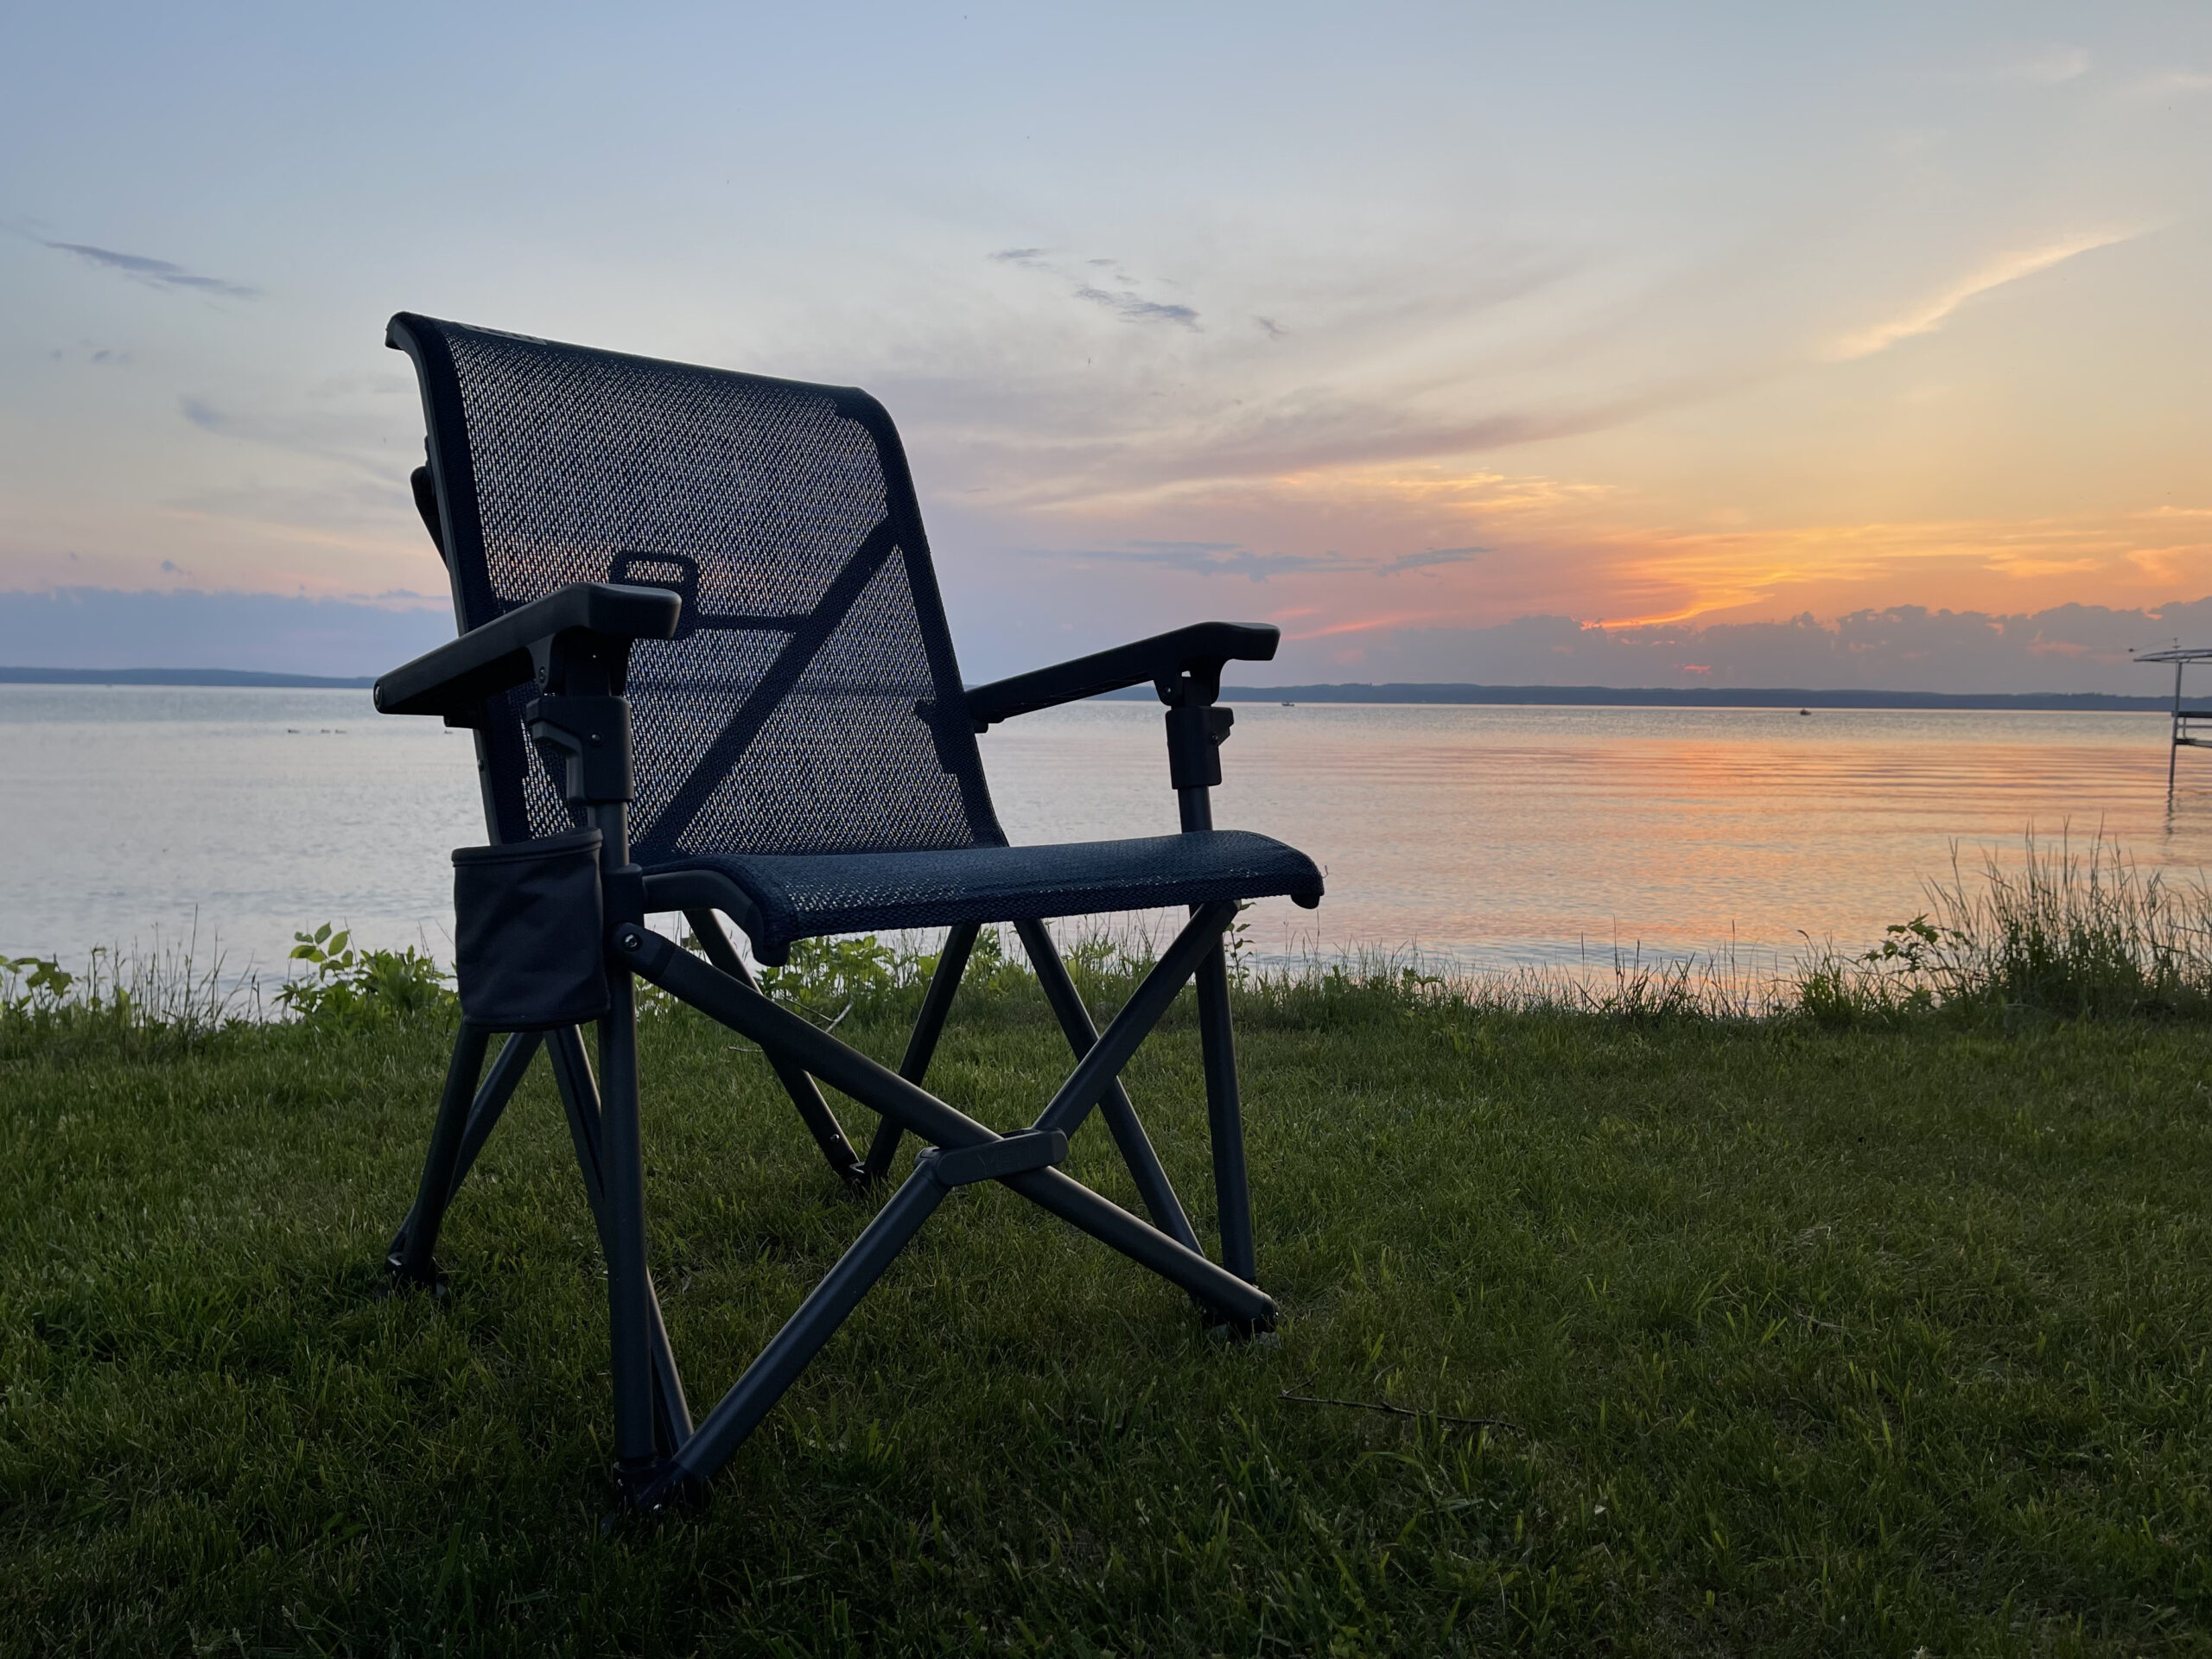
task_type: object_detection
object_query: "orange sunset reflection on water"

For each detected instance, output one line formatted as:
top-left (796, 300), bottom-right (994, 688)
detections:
top-left (986, 702), bottom-right (2212, 976)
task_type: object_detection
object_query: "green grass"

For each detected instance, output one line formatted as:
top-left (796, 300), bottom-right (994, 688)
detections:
top-left (3, 973), bottom-right (2210, 1656)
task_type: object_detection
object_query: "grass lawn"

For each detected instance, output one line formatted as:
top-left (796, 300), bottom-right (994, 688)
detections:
top-left (3, 975), bottom-right (2209, 1656)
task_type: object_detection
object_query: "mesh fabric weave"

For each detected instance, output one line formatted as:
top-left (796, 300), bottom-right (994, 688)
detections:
top-left (410, 317), bottom-right (1002, 858)
top-left (658, 830), bottom-right (1325, 958)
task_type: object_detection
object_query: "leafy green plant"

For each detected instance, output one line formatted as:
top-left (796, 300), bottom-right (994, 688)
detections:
top-left (1796, 916), bottom-right (1948, 1027)
top-left (961, 923), bottom-right (1024, 991)
top-left (757, 934), bottom-right (915, 1025)
top-left (276, 924), bottom-right (452, 1030)
top-left (2, 954), bottom-right (78, 1016)
top-left (1224, 910), bottom-right (1254, 984)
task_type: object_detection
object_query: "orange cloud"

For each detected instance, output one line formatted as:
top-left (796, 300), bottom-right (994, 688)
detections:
top-left (1827, 230), bottom-right (2142, 360)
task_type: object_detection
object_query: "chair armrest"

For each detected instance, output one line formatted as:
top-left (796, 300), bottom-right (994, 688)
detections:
top-left (373, 582), bottom-right (683, 717)
top-left (964, 621), bottom-right (1279, 729)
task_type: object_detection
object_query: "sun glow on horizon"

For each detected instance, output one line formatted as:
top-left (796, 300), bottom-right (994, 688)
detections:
top-left (0, 5), bottom-right (2205, 687)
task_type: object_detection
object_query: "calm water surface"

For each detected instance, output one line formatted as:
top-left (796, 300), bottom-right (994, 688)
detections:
top-left (5, 686), bottom-right (2207, 984)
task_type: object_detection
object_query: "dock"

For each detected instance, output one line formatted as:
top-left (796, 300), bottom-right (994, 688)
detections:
top-left (2133, 645), bottom-right (2212, 797)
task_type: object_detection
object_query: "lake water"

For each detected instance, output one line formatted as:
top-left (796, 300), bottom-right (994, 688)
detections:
top-left (6, 686), bottom-right (2209, 988)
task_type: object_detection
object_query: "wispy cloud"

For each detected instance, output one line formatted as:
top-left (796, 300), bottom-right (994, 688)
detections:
top-left (48, 341), bottom-right (132, 366)
top-left (175, 394), bottom-right (402, 481)
top-left (1073, 286), bottom-right (1199, 328)
top-left (2127, 68), bottom-right (2212, 98)
top-left (1994, 46), bottom-right (2088, 86)
top-left (46, 241), bottom-right (257, 299)
top-left (1284, 610), bottom-right (1439, 641)
top-left (1262, 595), bottom-right (2212, 695)
top-left (1034, 540), bottom-right (1489, 582)
top-left (1380, 545), bottom-right (1484, 574)
top-left (1038, 540), bottom-right (1360, 581)
top-left (991, 246), bottom-right (1201, 329)
top-left (1828, 230), bottom-right (2136, 360)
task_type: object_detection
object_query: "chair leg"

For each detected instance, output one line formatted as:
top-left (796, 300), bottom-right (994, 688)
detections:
top-left (544, 1025), bottom-right (692, 1454)
top-left (544, 1024), bottom-right (609, 1230)
top-left (862, 921), bottom-right (978, 1180)
top-left (652, 1156), bottom-right (954, 1499)
top-left (389, 1028), bottom-right (542, 1282)
top-left (595, 970), bottom-right (662, 1471)
top-left (684, 907), bottom-right (866, 1187)
top-left (389, 1022), bottom-right (493, 1288)
top-left (442, 1027), bottom-right (543, 1198)
top-left (1014, 918), bottom-right (1200, 1253)
top-left (1193, 941), bottom-right (1259, 1291)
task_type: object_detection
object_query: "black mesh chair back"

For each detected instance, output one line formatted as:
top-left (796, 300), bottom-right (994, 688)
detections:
top-left (391, 314), bottom-right (1006, 861)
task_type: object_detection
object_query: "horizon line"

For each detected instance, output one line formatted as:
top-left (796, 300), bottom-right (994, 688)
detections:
top-left (0, 666), bottom-right (2174, 710)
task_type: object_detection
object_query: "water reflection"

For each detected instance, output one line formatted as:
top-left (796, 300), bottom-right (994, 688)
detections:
top-left (988, 702), bottom-right (2211, 973)
top-left (4, 688), bottom-right (2205, 982)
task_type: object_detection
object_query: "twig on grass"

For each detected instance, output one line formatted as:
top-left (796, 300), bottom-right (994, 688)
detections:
top-left (1278, 1389), bottom-right (1523, 1435)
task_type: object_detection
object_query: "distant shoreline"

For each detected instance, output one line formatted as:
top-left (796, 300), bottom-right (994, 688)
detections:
top-left (0, 667), bottom-right (377, 689)
top-left (0, 666), bottom-right (2173, 711)
top-left (1104, 683), bottom-right (2171, 713)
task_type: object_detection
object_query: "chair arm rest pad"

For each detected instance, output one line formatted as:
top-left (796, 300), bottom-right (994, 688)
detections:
top-left (374, 582), bottom-right (683, 716)
top-left (964, 621), bottom-right (1279, 728)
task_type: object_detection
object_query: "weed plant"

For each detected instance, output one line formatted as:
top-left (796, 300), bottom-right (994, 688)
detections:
top-left (274, 925), bottom-right (453, 1033)
top-left (2, 931), bottom-right (248, 1059)
top-left (1799, 830), bottom-right (2212, 1027)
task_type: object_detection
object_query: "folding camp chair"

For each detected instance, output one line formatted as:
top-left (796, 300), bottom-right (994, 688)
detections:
top-left (373, 313), bottom-right (1324, 1511)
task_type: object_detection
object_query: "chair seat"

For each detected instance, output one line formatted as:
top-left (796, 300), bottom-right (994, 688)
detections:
top-left (649, 830), bottom-right (1324, 957)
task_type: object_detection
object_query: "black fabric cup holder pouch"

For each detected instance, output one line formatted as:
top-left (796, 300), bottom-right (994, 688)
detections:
top-left (452, 829), bottom-right (610, 1029)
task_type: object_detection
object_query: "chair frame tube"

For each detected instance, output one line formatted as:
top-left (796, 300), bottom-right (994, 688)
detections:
top-left (684, 906), bottom-right (867, 1186)
top-left (862, 919), bottom-right (980, 1179)
top-left (1014, 918), bottom-right (1199, 1252)
top-left (1179, 783), bottom-right (1260, 1287)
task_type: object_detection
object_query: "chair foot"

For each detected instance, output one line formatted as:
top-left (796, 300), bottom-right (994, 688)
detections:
top-left (382, 1243), bottom-right (449, 1299)
top-left (1201, 1303), bottom-right (1277, 1343)
top-left (611, 1455), bottom-right (708, 1520)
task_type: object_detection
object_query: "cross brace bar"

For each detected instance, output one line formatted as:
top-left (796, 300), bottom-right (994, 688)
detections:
top-left (683, 906), bottom-right (867, 1186)
top-left (612, 902), bottom-right (1270, 1501)
top-left (611, 906), bottom-right (1270, 1326)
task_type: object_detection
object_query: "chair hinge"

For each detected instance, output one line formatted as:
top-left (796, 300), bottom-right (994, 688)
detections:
top-left (602, 864), bottom-right (646, 926)
top-left (526, 693), bottom-right (635, 804)
top-left (918, 1130), bottom-right (1068, 1188)
top-left (1164, 703), bottom-right (1234, 791)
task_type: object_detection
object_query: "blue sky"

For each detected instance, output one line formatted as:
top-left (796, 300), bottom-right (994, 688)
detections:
top-left (3, 2), bottom-right (2209, 686)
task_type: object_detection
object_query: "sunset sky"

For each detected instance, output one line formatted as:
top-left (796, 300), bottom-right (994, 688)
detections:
top-left (3, 2), bottom-right (2209, 687)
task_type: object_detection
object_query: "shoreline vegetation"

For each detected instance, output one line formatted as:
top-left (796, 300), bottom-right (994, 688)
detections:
top-left (3, 836), bottom-right (2209, 1651)
top-left (9, 832), bottom-right (2211, 1035)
